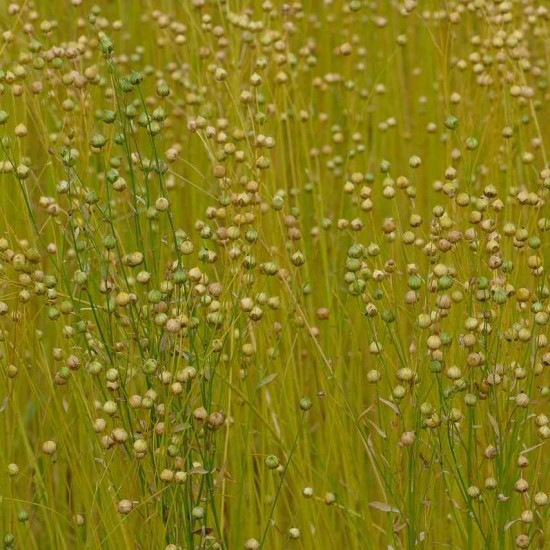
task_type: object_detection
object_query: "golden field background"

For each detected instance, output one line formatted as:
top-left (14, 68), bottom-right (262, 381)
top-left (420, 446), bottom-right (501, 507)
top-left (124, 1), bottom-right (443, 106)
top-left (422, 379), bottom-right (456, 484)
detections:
top-left (0, 1), bottom-right (549, 548)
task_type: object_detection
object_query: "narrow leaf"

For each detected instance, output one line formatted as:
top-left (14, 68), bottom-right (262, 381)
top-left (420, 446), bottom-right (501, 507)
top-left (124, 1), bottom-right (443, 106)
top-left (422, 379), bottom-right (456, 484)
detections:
top-left (379, 397), bottom-right (400, 415)
top-left (257, 372), bottom-right (278, 389)
top-left (369, 501), bottom-right (400, 513)
top-left (488, 414), bottom-right (500, 437)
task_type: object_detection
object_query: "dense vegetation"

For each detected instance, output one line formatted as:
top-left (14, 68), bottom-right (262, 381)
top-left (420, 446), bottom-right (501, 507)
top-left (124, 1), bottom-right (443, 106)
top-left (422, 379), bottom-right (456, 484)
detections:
top-left (0, 1), bottom-right (549, 548)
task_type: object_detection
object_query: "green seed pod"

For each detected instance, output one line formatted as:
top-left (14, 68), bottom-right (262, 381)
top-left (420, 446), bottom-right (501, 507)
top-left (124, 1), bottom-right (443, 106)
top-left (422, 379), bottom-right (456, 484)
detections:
top-left (438, 275), bottom-right (453, 290)
top-left (103, 110), bottom-right (116, 124)
top-left (72, 270), bottom-right (88, 285)
top-left (87, 361), bottom-right (102, 375)
top-left (120, 78), bottom-right (134, 94)
top-left (299, 397), bottom-right (312, 411)
top-left (501, 260), bottom-right (514, 273)
top-left (143, 359), bottom-right (158, 375)
top-left (466, 137), bottom-right (479, 150)
top-left (59, 300), bottom-right (74, 315)
top-left (90, 132), bottom-right (107, 149)
top-left (57, 367), bottom-right (71, 381)
top-left (48, 307), bottom-right (60, 321)
top-left (444, 115), bottom-right (459, 130)
top-left (382, 310), bottom-right (395, 323)
top-left (260, 262), bottom-right (278, 276)
top-left (528, 236), bottom-right (541, 249)
top-left (409, 155), bottom-right (422, 168)
top-left (380, 159), bottom-right (391, 174)
top-left (125, 105), bottom-right (137, 119)
top-left (346, 258), bottom-right (362, 272)
top-left (367, 243), bottom-right (380, 256)
top-left (244, 229), bottom-right (259, 243)
top-left (348, 279), bottom-right (367, 296)
top-left (408, 275), bottom-right (422, 290)
top-left (129, 71), bottom-right (143, 86)
top-left (291, 252), bottom-right (305, 266)
top-left (265, 455), bottom-right (279, 469)
top-left (157, 83), bottom-right (170, 97)
top-left (430, 361), bottom-right (443, 373)
top-left (477, 277), bottom-right (489, 290)
top-left (271, 196), bottom-right (284, 210)
top-left (393, 385), bottom-right (406, 400)
top-left (420, 402), bottom-right (433, 416)
top-left (147, 290), bottom-right (163, 304)
top-left (372, 288), bottom-right (383, 300)
top-left (347, 244), bottom-right (363, 259)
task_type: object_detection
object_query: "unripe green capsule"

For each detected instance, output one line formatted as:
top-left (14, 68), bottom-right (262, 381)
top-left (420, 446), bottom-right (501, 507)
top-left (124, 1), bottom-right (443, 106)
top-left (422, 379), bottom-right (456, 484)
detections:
top-left (372, 289), bottom-right (384, 300)
top-left (420, 402), bottom-right (433, 416)
top-left (440, 332), bottom-right (452, 346)
top-left (430, 361), bottom-right (443, 373)
top-left (444, 115), bottom-right (459, 130)
top-left (143, 359), bottom-right (158, 375)
top-left (466, 137), bottom-right (479, 150)
top-left (382, 310), bottom-right (395, 323)
top-left (147, 290), bottom-right (162, 304)
top-left (271, 196), bottom-right (284, 210)
top-left (87, 361), bottom-right (103, 375)
top-left (157, 83), bottom-right (170, 97)
top-left (380, 160), bottom-right (391, 174)
top-left (103, 110), bottom-right (116, 124)
top-left (90, 133), bottom-right (107, 149)
top-left (44, 275), bottom-right (57, 288)
top-left (464, 394), bottom-right (477, 406)
top-left (48, 307), bottom-right (60, 320)
top-left (438, 275), bottom-right (453, 290)
top-left (245, 230), bottom-right (259, 243)
top-left (265, 455), bottom-right (279, 469)
top-left (291, 252), bottom-right (305, 266)
top-left (501, 260), bottom-right (514, 273)
top-left (346, 258), bottom-right (362, 272)
top-left (347, 244), bottom-right (363, 259)
top-left (173, 270), bottom-right (187, 284)
top-left (408, 275), bottom-right (422, 290)
top-left (17, 510), bottom-right (29, 523)
top-left (529, 236), bottom-right (541, 249)
top-left (73, 269), bottom-right (88, 285)
top-left (348, 280), bottom-right (366, 295)
top-left (299, 397), bottom-right (312, 411)
top-left (57, 367), bottom-right (71, 380)
top-left (477, 277), bottom-right (489, 290)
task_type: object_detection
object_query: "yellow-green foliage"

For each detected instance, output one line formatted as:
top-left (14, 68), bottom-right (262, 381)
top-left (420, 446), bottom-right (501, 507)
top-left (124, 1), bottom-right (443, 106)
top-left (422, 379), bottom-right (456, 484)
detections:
top-left (0, 1), bottom-right (549, 549)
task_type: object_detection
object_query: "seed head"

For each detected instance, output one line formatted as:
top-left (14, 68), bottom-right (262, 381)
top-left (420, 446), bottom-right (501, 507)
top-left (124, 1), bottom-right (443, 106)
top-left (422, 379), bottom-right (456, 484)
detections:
top-left (117, 499), bottom-right (133, 514)
top-left (515, 479), bottom-right (529, 493)
top-left (288, 527), bottom-right (300, 539)
top-left (265, 455), bottom-right (279, 470)
top-left (400, 431), bottom-right (416, 446)
top-left (42, 440), bottom-right (57, 455)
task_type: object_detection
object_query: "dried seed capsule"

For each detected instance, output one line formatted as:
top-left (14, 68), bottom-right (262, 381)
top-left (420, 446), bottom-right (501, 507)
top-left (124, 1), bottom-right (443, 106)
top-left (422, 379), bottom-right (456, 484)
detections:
top-left (42, 440), bottom-right (57, 455)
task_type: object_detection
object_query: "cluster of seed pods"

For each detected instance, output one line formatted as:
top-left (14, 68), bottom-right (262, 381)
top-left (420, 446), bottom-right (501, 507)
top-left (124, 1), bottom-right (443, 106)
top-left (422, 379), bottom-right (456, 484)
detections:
top-left (0, 1), bottom-right (549, 549)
